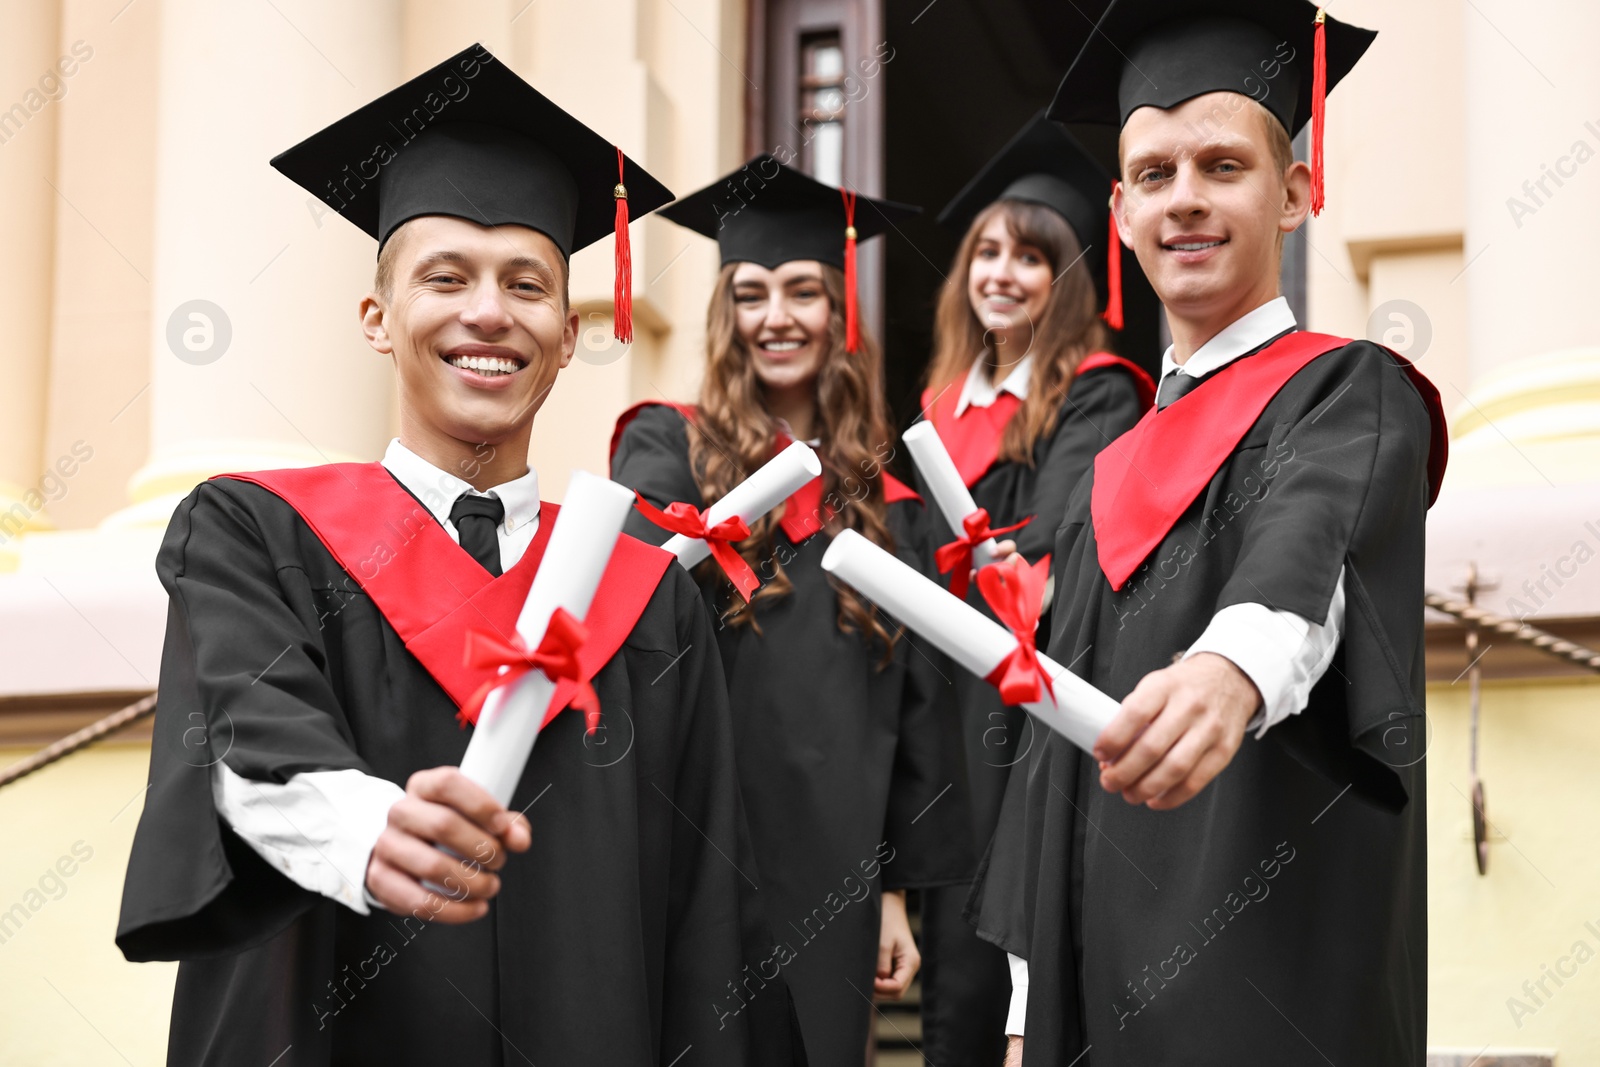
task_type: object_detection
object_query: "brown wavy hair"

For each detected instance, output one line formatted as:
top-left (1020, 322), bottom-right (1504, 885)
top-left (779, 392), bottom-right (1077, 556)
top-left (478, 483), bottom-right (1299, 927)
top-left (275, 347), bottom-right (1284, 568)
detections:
top-left (926, 199), bottom-right (1109, 464)
top-left (686, 262), bottom-right (900, 657)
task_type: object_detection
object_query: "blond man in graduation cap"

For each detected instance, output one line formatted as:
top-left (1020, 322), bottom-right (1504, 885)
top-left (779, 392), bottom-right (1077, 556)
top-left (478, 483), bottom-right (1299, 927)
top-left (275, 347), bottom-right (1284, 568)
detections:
top-left (969, 4), bottom-right (1449, 1064)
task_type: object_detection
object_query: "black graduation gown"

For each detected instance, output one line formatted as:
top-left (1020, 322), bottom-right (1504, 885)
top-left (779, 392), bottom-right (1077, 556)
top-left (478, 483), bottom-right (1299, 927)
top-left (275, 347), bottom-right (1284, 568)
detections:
top-left (117, 474), bottom-right (807, 1067)
top-left (610, 404), bottom-right (972, 1067)
top-left (915, 361), bottom-right (1149, 1067)
top-left (971, 339), bottom-right (1441, 1066)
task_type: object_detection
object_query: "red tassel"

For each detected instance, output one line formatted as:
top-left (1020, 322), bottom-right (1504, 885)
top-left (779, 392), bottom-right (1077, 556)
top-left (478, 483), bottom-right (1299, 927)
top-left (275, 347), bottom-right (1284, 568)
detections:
top-left (613, 147), bottom-right (633, 344)
top-left (1310, 8), bottom-right (1328, 216)
top-left (1101, 183), bottom-right (1124, 331)
top-left (841, 188), bottom-right (859, 354)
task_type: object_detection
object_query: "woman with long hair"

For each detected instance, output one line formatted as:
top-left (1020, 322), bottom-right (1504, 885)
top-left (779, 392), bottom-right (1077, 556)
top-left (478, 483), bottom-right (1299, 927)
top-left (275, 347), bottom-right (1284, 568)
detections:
top-left (610, 157), bottom-right (969, 1065)
top-left (915, 115), bottom-right (1154, 1067)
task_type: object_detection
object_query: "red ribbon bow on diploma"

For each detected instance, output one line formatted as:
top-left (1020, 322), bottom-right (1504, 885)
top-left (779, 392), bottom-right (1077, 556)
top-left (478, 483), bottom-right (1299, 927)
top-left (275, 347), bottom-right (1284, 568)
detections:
top-left (978, 554), bottom-right (1056, 706)
top-left (632, 493), bottom-right (761, 602)
top-left (458, 608), bottom-right (601, 733)
top-left (935, 509), bottom-right (1032, 600)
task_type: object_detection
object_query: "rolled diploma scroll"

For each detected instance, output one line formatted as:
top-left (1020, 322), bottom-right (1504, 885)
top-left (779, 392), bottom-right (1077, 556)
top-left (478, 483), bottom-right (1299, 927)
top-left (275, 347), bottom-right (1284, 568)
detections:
top-left (663, 440), bottom-right (822, 568)
top-left (821, 529), bottom-right (1118, 753)
top-left (458, 470), bottom-right (637, 807)
top-left (903, 421), bottom-right (998, 570)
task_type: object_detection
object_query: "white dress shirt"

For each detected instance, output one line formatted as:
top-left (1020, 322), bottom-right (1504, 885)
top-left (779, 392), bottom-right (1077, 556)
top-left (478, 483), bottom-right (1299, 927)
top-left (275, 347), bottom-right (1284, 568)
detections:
top-left (955, 352), bottom-right (1033, 416)
top-left (1005, 297), bottom-right (1346, 1036)
top-left (211, 439), bottom-right (542, 915)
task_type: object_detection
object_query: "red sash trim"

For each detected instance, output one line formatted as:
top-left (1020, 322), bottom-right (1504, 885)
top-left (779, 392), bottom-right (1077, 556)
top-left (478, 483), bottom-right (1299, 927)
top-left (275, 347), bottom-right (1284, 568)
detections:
top-left (216, 463), bottom-right (670, 726)
top-left (610, 400), bottom-right (921, 546)
top-left (1078, 351), bottom-right (1157, 412)
top-left (775, 470), bottom-right (921, 544)
top-left (1090, 332), bottom-right (1448, 591)
top-left (920, 385), bottom-right (1021, 488)
top-left (921, 351), bottom-right (1155, 487)
top-left (609, 399), bottom-right (698, 463)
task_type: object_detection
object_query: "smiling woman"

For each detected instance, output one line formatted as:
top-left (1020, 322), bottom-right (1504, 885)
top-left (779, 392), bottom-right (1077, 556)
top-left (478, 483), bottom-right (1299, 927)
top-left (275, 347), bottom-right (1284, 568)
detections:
top-left (913, 112), bottom-right (1152, 1067)
top-left (610, 155), bottom-right (972, 1066)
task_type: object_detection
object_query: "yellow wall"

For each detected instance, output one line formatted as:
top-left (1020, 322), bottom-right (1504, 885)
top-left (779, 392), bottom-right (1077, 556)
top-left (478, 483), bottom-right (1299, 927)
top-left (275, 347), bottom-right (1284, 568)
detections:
top-left (0, 743), bottom-right (174, 1066)
top-left (1426, 676), bottom-right (1600, 1062)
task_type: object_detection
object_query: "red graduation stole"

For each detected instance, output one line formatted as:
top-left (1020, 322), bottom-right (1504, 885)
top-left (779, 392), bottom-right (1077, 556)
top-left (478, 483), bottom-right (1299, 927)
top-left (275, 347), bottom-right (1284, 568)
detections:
top-left (1091, 332), bottom-right (1448, 592)
top-left (920, 351), bottom-right (1155, 487)
top-left (216, 463), bottom-right (671, 727)
top-left (608, 400), bottom-right (921, 546)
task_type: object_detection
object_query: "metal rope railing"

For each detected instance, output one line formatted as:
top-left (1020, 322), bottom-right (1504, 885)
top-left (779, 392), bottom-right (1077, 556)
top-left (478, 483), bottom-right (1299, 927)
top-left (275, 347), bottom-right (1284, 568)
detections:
top-left (1425, 591), bottom-right (1600, 673)
top-left (0, 692), bottom-right (157, 789)
top-left (0, 590), bottom-right (1595, 792)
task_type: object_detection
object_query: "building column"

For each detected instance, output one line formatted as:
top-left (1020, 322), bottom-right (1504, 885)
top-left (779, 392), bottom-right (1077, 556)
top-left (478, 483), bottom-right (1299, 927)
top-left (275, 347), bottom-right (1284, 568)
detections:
top-left (1456, 0), bottom-right (1600, 486)
top-left (0, 0), bottom-right (64, 545)
top-left (117, 0), bottom-right (402, 526)
top-left (1463, 0), bottom-right (1600, 376)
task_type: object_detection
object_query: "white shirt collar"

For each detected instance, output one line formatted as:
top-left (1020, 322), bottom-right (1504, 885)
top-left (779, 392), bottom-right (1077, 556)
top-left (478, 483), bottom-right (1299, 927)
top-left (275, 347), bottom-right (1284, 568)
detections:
top-left (380, 438), bottom-right (542, 534)
top-left (1159, 297), bottom-right (1298, 382)
top-left (954, 352), bottom-right (1033, 416)
top-left (773, 418), bottom-right (821, 449)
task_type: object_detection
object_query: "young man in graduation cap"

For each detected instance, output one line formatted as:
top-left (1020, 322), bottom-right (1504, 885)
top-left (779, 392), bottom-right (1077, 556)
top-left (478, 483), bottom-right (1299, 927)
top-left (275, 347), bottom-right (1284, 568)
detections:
top-left (117, 45), bottom-right (806, 1067)
top-left (970, 4), bottom-right (1449, 1065)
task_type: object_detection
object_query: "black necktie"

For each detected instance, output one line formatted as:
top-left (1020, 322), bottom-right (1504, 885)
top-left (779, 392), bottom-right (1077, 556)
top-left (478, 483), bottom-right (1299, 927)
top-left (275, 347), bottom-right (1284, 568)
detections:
top-left (450, 493), bottom-right (505, 576)
top-left (1156, 370), bottom-right (1202, 410)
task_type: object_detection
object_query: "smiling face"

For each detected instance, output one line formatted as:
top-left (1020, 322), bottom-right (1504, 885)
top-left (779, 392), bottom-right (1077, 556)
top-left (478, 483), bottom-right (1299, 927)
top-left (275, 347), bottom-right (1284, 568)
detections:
top-left (730, 259), bottom-right (833, 396)
top-left (1114, 93), bottom-right (1309, 337)
top-left (359, 215), bottom-right (577, 451)
top-left (966, 210), bottom-right (1054, 351)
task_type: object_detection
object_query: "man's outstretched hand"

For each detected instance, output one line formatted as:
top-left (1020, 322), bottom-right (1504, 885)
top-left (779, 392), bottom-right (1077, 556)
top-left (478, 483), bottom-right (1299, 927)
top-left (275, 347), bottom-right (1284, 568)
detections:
top-left (365, 766), bottom-right (532, 922)
top-left (1093, 652), bottom-right (1260, 810)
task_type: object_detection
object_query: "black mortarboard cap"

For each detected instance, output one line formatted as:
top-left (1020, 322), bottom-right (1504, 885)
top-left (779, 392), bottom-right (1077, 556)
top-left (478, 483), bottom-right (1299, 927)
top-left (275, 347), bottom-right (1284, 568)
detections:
top-left (270, 43), bottom-right (675, 340)
top-left (1048, 2), bottom-right (1377, 213)
top-left (659, 155), bottom-right (919, 269)
top-left (937, 113), bottom-right (1119, 320)
top-left (659, 155), bottom-right (921, 350)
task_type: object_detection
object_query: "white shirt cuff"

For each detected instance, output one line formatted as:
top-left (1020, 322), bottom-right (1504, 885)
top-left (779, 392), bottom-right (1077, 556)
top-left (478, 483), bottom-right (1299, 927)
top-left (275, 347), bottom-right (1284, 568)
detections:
top-left (1184, 568), bottom-right (1345, 738)
top-left (211, 764), bottom-right (404, 914)
top-left (1006, 953), bottom-right (1029, 1037)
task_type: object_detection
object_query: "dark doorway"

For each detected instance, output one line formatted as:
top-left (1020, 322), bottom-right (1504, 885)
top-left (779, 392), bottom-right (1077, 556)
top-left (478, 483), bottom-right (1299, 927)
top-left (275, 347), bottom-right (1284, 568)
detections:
top-left (877, 0), bottom-right (1164, 430)
top-left (745, 0), bottom-right (1309, 433)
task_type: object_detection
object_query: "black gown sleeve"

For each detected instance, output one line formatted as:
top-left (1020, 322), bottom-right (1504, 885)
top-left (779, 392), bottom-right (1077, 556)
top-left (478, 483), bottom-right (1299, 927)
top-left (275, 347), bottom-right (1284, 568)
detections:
top-left (880, 500), bottom-right (975, 891)
top-left (1014, 365), bottom-right (1147, 563)
top-left (118, 481), bottom-right (369, 961)
top-left (610, 404), bottom-right (705, 547)
top-left (1215, 343), bottom-right (1434, 806)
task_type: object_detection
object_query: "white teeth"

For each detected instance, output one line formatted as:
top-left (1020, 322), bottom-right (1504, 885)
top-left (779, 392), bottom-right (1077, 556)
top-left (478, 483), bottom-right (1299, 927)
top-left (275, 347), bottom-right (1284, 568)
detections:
top-left (447, 354), bottom-right (522, 376)
top-left (762, 340), bottom-right (803, 351)
top-left (1168, 240), bottom-right (1225, 251)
